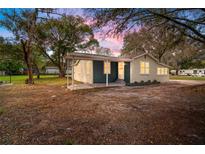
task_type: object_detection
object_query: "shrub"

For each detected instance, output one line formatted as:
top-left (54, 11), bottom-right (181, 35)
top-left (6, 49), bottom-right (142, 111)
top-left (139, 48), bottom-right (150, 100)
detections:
top-left (140, 80), bottom-right (144, 84)
top-left (126, 80), bottom-right (160, 86)
top-left (152, 80), bottom-right (160, 84)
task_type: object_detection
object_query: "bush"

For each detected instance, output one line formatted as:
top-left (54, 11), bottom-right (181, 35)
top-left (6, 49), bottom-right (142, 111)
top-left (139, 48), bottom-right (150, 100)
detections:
top-left (152, 80), bottom-right (160, 84)
top-left (126, 80), bottom-right (160, 86)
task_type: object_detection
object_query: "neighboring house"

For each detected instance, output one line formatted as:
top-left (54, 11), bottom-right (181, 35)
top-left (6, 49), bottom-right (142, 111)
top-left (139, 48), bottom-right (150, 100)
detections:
top-left (45, 66), bottom-right (59, 74)
top-left (45, 66), bottom-right (72, 75)
top-left (0, 71), bottom-right (5, 76)
top-left (65, 52), bottom-right (170, 84)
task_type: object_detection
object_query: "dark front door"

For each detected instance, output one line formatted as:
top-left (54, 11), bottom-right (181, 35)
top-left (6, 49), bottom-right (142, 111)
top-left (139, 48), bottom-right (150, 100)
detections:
top-left (124, 62), bottom-right (130, 83)
top-left (93, 60), bottom-right (118, 83)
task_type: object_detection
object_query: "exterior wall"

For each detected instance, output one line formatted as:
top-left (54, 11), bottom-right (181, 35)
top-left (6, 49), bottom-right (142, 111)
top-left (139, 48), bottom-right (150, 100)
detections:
top-left (130, 55), bottom-right (169, 83)
top-left (74, 60), bottom-right (93, 84)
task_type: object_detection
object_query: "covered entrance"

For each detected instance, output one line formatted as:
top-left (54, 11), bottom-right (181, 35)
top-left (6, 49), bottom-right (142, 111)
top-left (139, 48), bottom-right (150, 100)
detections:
top-left (65, 52), bottom-right (131, 90)
top-left (93, 60), bottom-right (118, 83)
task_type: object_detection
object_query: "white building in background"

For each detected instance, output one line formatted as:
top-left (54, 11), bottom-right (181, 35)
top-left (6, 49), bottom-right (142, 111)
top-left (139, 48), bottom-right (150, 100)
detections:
top-left (0, 71), bottom-right (5, 76)
top-left (178, 69), bottom-right (205, 77)
top-left (45, 67), bottom-right (59, 74)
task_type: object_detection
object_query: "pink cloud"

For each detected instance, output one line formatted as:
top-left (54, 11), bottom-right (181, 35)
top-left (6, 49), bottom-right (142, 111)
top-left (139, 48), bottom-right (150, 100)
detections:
top-left (93, 25), bottom-right (124, 55)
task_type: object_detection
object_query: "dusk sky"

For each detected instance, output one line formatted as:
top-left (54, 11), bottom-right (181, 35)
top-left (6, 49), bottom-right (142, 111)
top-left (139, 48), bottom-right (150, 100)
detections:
top-left (0, 8), bottom-right (123, 56)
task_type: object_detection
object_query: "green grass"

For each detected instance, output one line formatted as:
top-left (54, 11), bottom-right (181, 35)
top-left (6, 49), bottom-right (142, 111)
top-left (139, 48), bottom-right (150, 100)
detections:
top-left (170, 75), bottom-right (205, 81)
top-left (0, 107), bottom-right (6, 115)
top-left (0, 75), bottom-right (70, 85)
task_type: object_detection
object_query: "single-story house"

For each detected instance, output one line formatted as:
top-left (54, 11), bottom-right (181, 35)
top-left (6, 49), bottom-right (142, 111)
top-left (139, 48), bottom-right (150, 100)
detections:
top-left (65, 52), bottom-right (170, 85)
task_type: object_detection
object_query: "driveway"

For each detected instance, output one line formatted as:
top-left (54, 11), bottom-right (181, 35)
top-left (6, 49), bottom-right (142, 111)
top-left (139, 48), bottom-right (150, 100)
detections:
top-left (170, 79), bottom-right (205, 85)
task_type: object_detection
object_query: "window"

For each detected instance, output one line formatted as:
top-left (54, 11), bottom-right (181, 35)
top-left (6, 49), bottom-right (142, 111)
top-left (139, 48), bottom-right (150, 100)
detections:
top-left (140, 61), bottom-right (149, 74)
top-left (157, 67), bottom-right (168, 75)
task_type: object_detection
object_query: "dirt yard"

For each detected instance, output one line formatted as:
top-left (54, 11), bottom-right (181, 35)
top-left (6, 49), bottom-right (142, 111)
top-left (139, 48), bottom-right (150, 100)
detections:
top-left (0, 82), bottom-right (205, 144)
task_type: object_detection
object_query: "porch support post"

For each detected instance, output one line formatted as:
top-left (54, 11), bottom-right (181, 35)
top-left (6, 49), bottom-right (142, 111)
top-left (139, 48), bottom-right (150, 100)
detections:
top-left (106, 60), bottom-right (109, 87)
top-left (71, 57), bottom-right (74, 90)
top-left (106, 73), bottom-right (108, 86)
top-left (66, 59), bottom-right (69, 89)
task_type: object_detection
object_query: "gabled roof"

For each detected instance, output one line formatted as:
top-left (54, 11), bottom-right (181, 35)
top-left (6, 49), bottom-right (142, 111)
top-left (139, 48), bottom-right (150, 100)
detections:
top-left (132, 53), bottom-right (171, 68)
top-left (65, 52), bottom-right (132, 62)
top-left (65, 52), bottom-right (171, 68)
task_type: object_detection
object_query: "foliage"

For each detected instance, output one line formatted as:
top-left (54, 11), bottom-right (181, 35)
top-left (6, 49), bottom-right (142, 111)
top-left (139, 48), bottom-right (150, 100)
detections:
top-left (0, 37), bottom-right (24, 73)
top-left (0, 9), bottom-right (55, 83)
top-left (90, 9), bottom-right (205, 43)
top-left (0, 9), bottom-right (39, 84)
top-left (122, 25), bottom-right (182, 61)
top-left (35, 15), bottom-right (99, 77)
top-left (89, 8), bottom-right (205, 69)
top-left (165, 37), bottom-right (200, 70)
top-left (95, 47), bottom-right (113, 56)
top-left (0, 59), bottom-right (23, 74)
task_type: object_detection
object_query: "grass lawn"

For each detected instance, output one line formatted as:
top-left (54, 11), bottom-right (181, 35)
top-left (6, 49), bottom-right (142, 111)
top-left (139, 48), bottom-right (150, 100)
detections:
top-left (0, 75), bottom-right (70, 85)
top-left (170, 75), bottom-right (205, 81)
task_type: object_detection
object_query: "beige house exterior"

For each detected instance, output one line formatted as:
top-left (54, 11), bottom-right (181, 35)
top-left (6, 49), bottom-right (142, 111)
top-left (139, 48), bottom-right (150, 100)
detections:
top-left (130, 53), bottom-right (170, 83)
top-left (65, 52), bottom-right (170, 85)
top-left (74, 60), bottom-right (93, 84)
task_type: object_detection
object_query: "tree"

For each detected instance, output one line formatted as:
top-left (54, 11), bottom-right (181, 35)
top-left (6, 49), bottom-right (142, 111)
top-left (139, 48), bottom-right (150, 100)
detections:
top-left (122, 25), bottom-right (183, 62)
top-left (0, 59), bottom-right (23, 74)
top-left (32, 46), bottom-right (47, 79)
top-left (0, 37), bottom-right (24, 74)
top-left (165, 38), bottom-right (199, 74)
top-left (90, 9), bottom-right (205, 43)
top-left (35, 15), bottom-right (99, 77)
top-left (0, 8), bottom-right (54, 84)
top-left (0, 9), bottom-right (40, 84)
top-left (95, 47), bottom-right (113, 56)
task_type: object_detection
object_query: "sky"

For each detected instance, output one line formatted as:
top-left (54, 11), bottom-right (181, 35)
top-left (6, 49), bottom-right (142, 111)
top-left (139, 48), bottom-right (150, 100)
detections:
top-left (0, 8), bottom-right (123, 56)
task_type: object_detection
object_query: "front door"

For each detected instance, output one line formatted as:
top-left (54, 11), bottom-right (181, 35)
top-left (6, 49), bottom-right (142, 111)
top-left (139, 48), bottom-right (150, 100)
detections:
top-left (124, 62), bottom-right (130, 83)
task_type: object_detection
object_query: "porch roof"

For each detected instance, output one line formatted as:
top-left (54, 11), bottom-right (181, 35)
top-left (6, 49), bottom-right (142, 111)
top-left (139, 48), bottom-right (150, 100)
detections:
top-left (64, 52), bottom-right (132, 62)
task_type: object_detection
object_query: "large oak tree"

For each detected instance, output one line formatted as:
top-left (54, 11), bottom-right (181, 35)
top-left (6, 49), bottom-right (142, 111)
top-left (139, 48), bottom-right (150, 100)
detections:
top-left (0, 8), bottom-right (54, 84)
top-left (36, 15), bottom-right (99, 77)
top-left (122, 25), bottom-right (183, 62)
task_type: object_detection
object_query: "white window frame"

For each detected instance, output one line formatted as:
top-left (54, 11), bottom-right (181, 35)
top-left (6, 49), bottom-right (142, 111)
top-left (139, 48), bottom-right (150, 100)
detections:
top-left (157, 67), bottom-right (168, 75)
top-left (140, 61), bottom-right (150, 75)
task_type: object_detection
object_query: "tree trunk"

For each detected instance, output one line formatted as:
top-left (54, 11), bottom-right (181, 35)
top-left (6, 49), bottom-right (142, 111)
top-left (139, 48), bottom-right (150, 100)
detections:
top-left (34, 62), bottom-right (40, 79)
top-left (21, 40), bottom-right (34, 84)
top-left (26, 50), bottom-right (34, 84)
top-left (59, 65), bottom-right (65, 78)
top-left (176, 68), bottom-right (179, 75)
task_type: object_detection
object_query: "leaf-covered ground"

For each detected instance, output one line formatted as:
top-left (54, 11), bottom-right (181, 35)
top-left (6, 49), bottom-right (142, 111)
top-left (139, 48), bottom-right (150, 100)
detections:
top-left (0, 82), bottom-right (205, 144)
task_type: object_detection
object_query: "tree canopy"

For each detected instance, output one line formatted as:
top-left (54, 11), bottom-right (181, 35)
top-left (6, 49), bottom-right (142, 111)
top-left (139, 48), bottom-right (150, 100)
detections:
top-left (90, 9), bottom-right (205, 43)
top-left (35, 15), bottom-right (99, 77)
